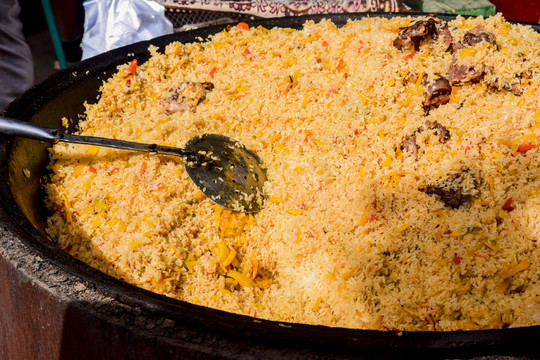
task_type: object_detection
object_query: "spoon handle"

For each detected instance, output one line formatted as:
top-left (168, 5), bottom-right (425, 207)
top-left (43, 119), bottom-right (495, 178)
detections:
top-left (0, 116), bottom-right (186, 157)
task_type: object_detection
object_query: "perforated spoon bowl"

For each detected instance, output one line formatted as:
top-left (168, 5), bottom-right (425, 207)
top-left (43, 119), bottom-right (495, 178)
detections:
top-left (0, 116), bottom-right (267, 212)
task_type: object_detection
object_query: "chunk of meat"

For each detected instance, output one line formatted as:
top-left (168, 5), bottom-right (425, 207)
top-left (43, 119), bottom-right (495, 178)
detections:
top-left (420, 170), bottom-right (476, 209)
top-left (451, 42), bottom-right (465, 52)
top-left (421, 186), bottom-right (471, 209)
top-left (484, 77), bottom-right (524, 96)
top-left (424, 77), bottom-right (451, 107)
top-left (483, 67), bottom-right (527, 96)
top-left (448, 58), bottom-right (484, 85)
top-left (393, 16), bottom-right (452, 51)
top-left (462, 26), bottom-right (499, 49)
top-left (401, 134), bottom-right (419, 158)
top-left (162, 81), bottom-right (214, 114)
top-left (436, 20), bottom-right (452, 51)
top-left (426, 120), bottom-right (451, 142)
top-left (401, 120), bottom-right (451, 158)
top-left (447, 27), bottom-right (499, 85)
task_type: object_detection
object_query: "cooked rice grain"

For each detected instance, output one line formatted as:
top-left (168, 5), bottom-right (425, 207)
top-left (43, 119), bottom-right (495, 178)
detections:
top-left (45, 15), bottom-right (539, 331)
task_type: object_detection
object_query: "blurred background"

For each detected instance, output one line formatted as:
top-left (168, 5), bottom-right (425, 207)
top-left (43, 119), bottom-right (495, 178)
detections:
top-left (17, 0), bottom-right (540, 85)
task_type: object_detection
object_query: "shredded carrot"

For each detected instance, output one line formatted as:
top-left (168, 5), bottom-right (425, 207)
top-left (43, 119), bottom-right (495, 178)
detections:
top-left (312, 297), bottom-right (324, 312)
top-left (501, 261), bottom-right (530, 281)
top-left (60, 193), bottom-right (72, 225)
top-left (222, 248), bottom-right (237, 267)
top-left (335, 59), bottom-right (345, 72)
top-left (304, 130), bottom-right (314, 143)
top-left (381, 154), bottom-right (392, 167)
top-left (209, 66), bottom-right (217, 78)
top-left (83, 173), bottom-right (96, 191)
top-left (89, 165), bottom-right (97, 173)
top-left (404, 51), bottom-right (417, 60)
top-left (139, 161), bottom-right (147, 175)
top-left (256, 279), bottom-right (272, 289)
top-left (194, 191), bottom-right (206, 201)
top-left (357, 40), bottom-right (364, 52)
top-left (228, 270), bottom-right (254, 288)
top-left (217, 241), bottom-right (229, 263)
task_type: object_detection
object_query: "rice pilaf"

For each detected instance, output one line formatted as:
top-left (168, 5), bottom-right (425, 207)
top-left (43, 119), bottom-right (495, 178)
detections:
top-left (45, 14), bottom-right (539, 331)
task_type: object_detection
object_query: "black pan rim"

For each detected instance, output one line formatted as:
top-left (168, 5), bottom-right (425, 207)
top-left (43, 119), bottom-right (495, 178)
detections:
top-left (1, 12), bottom-right (539, 354)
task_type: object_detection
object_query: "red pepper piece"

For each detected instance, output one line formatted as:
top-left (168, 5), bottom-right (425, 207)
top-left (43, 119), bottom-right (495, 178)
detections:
top-left (502, 197), bottom-right (514, 212)
top-left (517, 143), bottom-right (536, 152)
top-left (242, 48), bottom-right (253, 60)
top-left (127, 59), bottom-right (138, 76)
top-left (237, 22), bottom-right (250, 30)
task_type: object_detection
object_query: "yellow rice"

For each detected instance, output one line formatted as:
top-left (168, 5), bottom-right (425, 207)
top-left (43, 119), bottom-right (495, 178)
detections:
top-left (45, 14), bottom-right (539, 331)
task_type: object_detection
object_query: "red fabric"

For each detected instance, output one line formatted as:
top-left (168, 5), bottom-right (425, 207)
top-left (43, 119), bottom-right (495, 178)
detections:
top-left (490, 0), bottom-right (540, 23)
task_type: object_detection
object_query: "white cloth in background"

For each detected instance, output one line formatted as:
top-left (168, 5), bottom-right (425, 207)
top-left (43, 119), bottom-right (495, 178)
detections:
top-left (81, 0), bottom-right (173, 60)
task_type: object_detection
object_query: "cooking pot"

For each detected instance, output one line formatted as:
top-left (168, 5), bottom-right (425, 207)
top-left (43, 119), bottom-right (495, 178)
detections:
top-left (1, 13), bottom-right (538, 359)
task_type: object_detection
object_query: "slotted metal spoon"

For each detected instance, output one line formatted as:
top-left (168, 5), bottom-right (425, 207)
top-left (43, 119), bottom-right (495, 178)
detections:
top-left (0, 116), bottom-right (267, 212)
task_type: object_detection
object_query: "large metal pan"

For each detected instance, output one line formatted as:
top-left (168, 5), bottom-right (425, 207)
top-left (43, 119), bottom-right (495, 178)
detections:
top-left (1, 13), bottom-right (539, 359)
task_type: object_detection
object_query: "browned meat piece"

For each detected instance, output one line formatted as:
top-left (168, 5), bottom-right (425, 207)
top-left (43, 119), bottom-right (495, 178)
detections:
top-left (462, 26), bottom-right (499, 49)
top-left (162, 81), bottom-right (214, 114)
top-left (484, 67), bottom-right (528, 96)
top-left (393, 20), bottom-right (430, 50)
top-left (448, 27), bottom-right (498, 84)
top-left (420, 186), bottom-right (471, 209)
top-left (401, 120), bottom-right (451, 158)
top-left (451, 41), bottom-right (464, 52)
top-left (426, 120), bottom-right (451, 142)
top-left (401, 134), bottom-right (419, 158)
top-left (424, 78), bottom-right (451, 107)
top-left (447, 27), bottom-right (501, 85)
top-left (484, 77), bottom-right (524, 96)
top-left (448, 58), bottom-right (484, 85)
top-left (420, 170), bottom-right (476, 209)
top-left (393, 16), bottom-right (452, 51)
top-left (436, 21), bottom-right (452, 51)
